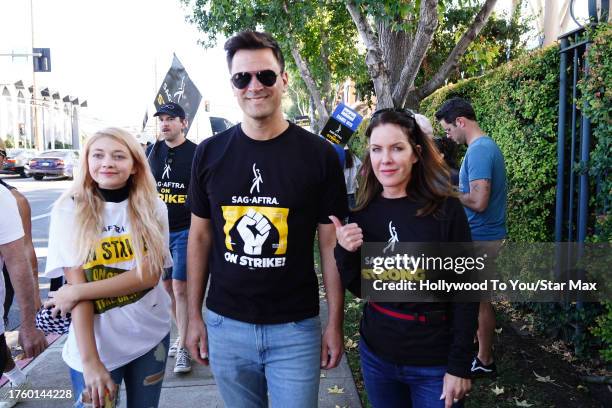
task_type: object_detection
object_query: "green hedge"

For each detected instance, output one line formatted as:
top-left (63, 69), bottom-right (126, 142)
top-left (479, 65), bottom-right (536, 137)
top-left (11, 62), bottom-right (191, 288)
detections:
top-left (419, 24), bottom-right (611, 361)
top-left (579, 24), bottom-right (612, 362)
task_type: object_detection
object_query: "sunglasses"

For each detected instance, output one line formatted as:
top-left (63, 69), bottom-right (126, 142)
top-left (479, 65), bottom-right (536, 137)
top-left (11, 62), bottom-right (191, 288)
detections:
top-left (231, 70), bottom-right (279, 89)
top-left (371, 107), bottom-right (416, 120)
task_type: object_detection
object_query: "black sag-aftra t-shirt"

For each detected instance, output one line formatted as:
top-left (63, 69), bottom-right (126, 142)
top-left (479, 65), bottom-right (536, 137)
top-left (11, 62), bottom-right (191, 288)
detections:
top-left (334, 196), bottom-right (479, 378)
top-left (189, 122), bottom-right (348, 324)
top-left (147, 139), bottom-right (197, 231)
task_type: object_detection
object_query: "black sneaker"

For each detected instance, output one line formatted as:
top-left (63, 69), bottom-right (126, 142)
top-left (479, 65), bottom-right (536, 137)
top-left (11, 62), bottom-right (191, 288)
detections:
top-left (471, 357), bottom-right (497, 378)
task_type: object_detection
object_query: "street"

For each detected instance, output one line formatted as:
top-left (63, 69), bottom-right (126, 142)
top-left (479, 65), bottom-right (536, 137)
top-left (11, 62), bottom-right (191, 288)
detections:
top-left (1, 174), bottom-right (72, 330)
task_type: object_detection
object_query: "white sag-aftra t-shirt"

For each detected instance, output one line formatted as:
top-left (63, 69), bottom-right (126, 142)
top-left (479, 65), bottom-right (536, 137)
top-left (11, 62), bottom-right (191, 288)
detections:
top-left (0, 184), bottom-right (24, 335)
top-left (45, 196), bottom-right (172, 372)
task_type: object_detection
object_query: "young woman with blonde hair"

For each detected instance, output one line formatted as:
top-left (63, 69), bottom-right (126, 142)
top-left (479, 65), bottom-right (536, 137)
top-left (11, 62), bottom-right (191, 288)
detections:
top-left (44, 127), bottom-right (172, 407)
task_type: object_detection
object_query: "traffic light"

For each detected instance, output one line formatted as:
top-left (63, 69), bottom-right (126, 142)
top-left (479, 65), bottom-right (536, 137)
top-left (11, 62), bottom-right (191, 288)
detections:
top-left (33, 48), bottom-right (51, 72)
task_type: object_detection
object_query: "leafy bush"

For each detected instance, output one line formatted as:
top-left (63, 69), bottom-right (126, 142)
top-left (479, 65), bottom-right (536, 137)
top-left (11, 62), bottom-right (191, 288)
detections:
top-left (579, 23), bottom-right (612, 362)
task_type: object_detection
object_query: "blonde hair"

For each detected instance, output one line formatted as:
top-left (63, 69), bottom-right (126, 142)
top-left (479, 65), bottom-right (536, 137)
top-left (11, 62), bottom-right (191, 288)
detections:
top-left (56, 127), bottom-right (165, 279)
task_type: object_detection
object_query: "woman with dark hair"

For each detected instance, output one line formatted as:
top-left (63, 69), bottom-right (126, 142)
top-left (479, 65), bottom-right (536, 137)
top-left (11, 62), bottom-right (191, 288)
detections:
top-left (330, 109), bottom-right (478, 408)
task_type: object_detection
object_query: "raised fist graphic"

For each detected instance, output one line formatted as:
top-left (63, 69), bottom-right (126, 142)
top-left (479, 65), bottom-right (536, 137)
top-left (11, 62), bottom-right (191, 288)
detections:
top-left (237, 209), bottom-right (271, 255)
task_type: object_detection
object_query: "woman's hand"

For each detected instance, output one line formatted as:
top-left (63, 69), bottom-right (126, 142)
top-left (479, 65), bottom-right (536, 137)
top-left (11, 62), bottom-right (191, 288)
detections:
top-left (43, 284), bottom-right (79, 317)
top-left (440, 373), bottom-right (471, 408)
top-left (82, 359), bottom-right (116, 408)
top-left (329, 216), bottom-right (363, 252)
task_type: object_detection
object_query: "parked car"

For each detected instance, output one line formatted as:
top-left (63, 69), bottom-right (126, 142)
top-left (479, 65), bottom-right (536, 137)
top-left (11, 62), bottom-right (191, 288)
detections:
top-left (26, 149), bottom-right (80, 180)
top-left (0, 148), bottom-right (37, 177)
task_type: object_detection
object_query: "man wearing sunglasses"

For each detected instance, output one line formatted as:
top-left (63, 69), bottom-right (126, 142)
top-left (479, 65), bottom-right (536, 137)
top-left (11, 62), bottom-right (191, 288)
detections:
top-left (146, 102), bottom-right (197, 374)
top-left (186, 31), bottom-right (348, 407)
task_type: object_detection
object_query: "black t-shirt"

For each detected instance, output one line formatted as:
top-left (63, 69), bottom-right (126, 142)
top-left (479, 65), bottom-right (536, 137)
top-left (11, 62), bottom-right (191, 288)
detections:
top-left (147, 139), bottom-right (197, 231)
top-left (189, 122), bottom-right (348, 324)
top-left (335, 195), bottom-right (478, 378)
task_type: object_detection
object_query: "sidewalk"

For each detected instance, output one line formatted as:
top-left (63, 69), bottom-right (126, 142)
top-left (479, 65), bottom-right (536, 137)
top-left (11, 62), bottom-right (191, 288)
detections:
top-left (4, 300), bottom-right (361, 407)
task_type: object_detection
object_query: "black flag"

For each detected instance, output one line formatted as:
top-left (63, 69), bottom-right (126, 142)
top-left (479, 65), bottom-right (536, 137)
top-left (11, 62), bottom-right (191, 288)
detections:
top-left (141, 110), bottom-right (148, 132)
top-left (155, 54), bottom-right (202, 136)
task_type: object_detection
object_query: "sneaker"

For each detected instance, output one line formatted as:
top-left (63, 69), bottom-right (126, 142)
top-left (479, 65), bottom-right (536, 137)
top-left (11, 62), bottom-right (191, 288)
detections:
top-left (168, 337), bottom-right (180, 358)
top-left (174, 348), bottom-right (192, 374)
top-left (471, 357), bottom-right (497, 378)
top-left (0, 379), bottom-right (32, 408)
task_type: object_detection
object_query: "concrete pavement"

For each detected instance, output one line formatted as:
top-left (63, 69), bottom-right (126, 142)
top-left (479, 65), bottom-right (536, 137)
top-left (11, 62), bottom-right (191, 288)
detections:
top-left (2, 300), bottom-right (361, 407)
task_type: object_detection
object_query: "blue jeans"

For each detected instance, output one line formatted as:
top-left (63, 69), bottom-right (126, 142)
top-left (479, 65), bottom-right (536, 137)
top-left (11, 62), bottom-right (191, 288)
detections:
top-left (205, 309), bottom-right (321, 408)
top-left (360, 338), bottom-right (465, 408)
top-left (163, 228), bottom-right (189, 281)
top-left (70, 333), bottom-right (170, 408)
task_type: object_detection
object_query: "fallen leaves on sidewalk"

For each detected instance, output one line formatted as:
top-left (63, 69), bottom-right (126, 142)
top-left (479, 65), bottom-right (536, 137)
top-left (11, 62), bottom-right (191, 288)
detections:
top-left (327, 385), bottom-right (345, 394)
top-left (533, 370), bottom-right (561, 387)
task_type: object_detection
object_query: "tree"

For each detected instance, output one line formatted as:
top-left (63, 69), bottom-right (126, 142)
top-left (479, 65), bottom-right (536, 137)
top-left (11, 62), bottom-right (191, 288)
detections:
top-left (423, 2), bottom-right (532, 85)
top-left (183, 0), bottom-right (365, 132)
top-left (184, 0), bottom-right (525, 120)
top-left (346, 0), bottom-right (500, 109)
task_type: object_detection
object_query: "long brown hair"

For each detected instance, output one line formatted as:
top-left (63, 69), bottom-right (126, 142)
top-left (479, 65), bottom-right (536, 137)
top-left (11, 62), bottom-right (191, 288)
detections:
top-left (55, 127), bottom-right (166, 279)
top-left (354, 110), bottom-right (455, 216)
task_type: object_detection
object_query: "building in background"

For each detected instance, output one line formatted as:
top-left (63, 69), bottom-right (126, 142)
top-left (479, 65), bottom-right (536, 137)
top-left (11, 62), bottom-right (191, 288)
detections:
top-left (0, 80), bottom-right (86, 150)
top-left (519, 0), bottom-right (609, 46)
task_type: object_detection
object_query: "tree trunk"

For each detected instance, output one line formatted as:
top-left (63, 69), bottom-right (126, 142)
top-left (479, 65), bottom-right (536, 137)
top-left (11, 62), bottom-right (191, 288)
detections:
top-left (378, 21), bottom-right (412, 87)
top-left (282, 0), bottom-right (329, 131)
top-left (345, 0), bottom-right (394, 109)
top-left (308, 95), bottom-right (319, 134)
top-left (290, 47), bottom-right (329, 132)
top-left (391, 0), bottom-right (438, 107)
top-left (319, 30), bottom-right (334, 113)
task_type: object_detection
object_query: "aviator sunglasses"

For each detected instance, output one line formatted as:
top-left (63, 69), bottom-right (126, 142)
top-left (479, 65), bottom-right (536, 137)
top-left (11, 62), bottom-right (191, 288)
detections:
top-left (231, 70), bottom-right (279, 89)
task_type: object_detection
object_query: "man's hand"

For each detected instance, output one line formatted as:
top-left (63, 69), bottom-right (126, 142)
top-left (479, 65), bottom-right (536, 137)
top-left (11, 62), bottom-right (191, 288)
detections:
top-left (440, 373), bottom-right (471, 408)
top-left (329, 216), bottom-right (362, 252)
top-left (18, 324), bottom-right (47, 358)
top-left (186, 316), bottom-right (209, 366)
top-left (320, 323), bottom-right (343, 369)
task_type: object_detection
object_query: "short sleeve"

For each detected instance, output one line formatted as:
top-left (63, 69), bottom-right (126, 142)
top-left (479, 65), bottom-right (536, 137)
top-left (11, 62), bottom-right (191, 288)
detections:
top-left (317, 144), bottom-right (349, 224)
top-left (44, 200), bottom-right (80, 278)
top-left (0, 190), bottom-right (24, 246)
top-left (187, 143), bottom-right (211, 219)
top-left (467, 144), bottom-right (493, 182)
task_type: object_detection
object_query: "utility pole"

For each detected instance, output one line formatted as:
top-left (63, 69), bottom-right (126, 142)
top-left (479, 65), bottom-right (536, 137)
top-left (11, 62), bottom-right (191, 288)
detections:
top-left (30, 0), bottom-right (43, 151)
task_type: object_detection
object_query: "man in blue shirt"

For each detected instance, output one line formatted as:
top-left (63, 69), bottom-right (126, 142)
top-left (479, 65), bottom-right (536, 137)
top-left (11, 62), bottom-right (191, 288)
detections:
top-left (436, 97), bottom-right (507, 377)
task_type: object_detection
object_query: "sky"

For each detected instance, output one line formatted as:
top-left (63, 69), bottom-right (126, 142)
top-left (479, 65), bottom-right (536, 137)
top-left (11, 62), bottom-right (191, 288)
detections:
top-left (0, 0), bottom-right (240, 133)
